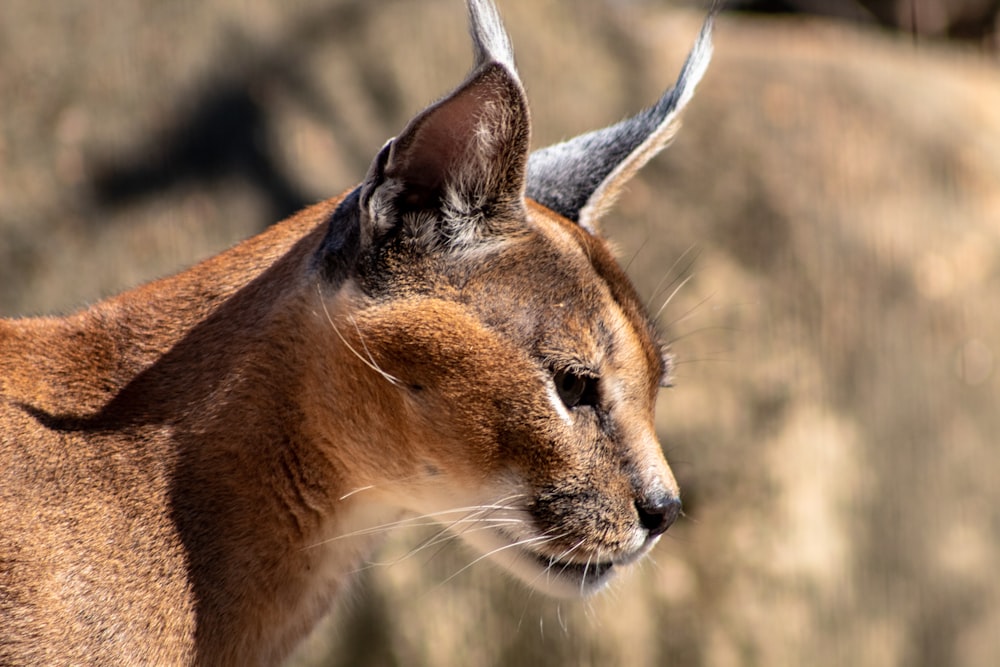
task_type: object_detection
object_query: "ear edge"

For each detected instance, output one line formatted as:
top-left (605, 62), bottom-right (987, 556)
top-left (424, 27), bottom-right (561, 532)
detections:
top-left (359, 60), bottom-right (530, 251)
top-left (315, 186), bottom-right (363, 285)
top-left (526, 12), bottom-right (716, 233)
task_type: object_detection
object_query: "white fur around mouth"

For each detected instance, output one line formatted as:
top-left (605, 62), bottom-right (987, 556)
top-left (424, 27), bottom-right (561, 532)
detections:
top-left (494, 531), bottom-right (657, 597)
top-left (525, 549), bottom-right (617, 590)
top-left (500, 532), bottom-right (658, 597)
top-left (451, 511), bottom-right (657, 597)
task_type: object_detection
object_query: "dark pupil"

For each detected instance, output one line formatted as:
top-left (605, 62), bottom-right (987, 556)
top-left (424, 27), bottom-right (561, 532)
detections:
top-left (554, 369), bottom-right (589, 408)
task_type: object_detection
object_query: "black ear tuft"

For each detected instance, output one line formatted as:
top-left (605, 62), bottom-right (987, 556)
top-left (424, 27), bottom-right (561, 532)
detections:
top-left (345, 0), bottom-right (529, 253)
top-left (315, 0), bottom-right (531, 283)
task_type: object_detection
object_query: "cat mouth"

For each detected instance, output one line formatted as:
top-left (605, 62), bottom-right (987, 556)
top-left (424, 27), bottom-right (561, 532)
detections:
top-left (502, 528), bottom-right (662, 596)
top-left (498, 534), bottom-right (657, 596)
top-left (524, 550), bottom-right (616, 589)
top-left (460, 524), bottom-right (651, 597)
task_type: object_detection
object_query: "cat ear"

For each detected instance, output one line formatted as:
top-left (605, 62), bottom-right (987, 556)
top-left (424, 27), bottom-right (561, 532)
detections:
top-left (526, 13), bottom-right (715, 233)
top-left (358, 0), bottom-right (529, 250)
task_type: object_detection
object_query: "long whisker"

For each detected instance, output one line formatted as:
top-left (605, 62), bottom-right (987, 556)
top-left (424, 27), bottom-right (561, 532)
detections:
top-left (622, 234), bottom-right (650, 274)
top-left (316, 284), bottom-right (402, 386)
top-left (348, 313), bottom-right (395, 381)
top-left (520, 536), bottom-right (585, 590)
top-left (405, 519), bottom-right (525, 557)
top-left (653, 273), bottom-right (696, 321)
top-left (659, 290), bottom-right (716, 331)
top-left (556, 603), bottom-right (569, 635)
top-left (398, 497), bottom-right (531, 566)
top-left (334, 472), bottom-right (431, 501)
top-left (338, 485), bottom-right (376, 501)
top-left (646, 244), bottom-right (700, 311)
top-left (340, 500), bottom-right (532, 577)
top-left (302, 500), bottom-right (525, 550)
top-left (400, 499), bottom-right (527, 560)
top-left (364, 522), bottom-right (522, 569)
top-left (549, 539), bottom-right (586, 576)
top-left (666, 325), bottom-right (738, 346)
top-left (437, 533), bottom-right (566, 588)
top-left (580, 553), bottom-right (594, 596)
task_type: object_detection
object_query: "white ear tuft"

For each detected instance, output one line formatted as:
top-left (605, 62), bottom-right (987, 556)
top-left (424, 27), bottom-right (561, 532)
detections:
top-left (353, 0), bottom-right (530, 254)
top-left (467, 0), bottom-right (517, 74)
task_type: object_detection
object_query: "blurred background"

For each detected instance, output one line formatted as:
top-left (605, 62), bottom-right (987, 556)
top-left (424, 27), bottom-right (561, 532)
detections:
top-left (2, 0), bottom-right (998, 665)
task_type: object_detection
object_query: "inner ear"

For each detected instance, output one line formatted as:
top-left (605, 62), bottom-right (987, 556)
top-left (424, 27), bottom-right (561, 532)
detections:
top-left (364, 62), bottom-right (530, 241)
top-left (386, 84), bottom-right (492, 213)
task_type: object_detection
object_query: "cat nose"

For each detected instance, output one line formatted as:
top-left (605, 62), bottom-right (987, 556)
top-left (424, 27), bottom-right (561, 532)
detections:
top-left (635, 493), bottom-right (681, 538)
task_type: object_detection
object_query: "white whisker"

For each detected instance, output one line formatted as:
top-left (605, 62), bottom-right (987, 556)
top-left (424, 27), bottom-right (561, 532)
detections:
top-left (654, 273), bottom-right (696, 321)
top-left (302, 499), bottom-right (525, 550)
top-left (338, 485), bottom-right (376, 501)
top-left (646, 244), bottom-right (700, 311)
top-left (437, 533), bottom-right (563, 588)
top-left (316, 284), bottom-right (402, 386)
top-left (401, 503), bottom-right (530, 563)
top-left (365, 523), bottom-right (511, 568)
top-left (580, 554), bottom-right (593, 596)
top-left (659, 290), bottom-right (716, 331)
top-left (519, 535), bottom-right (583, 590)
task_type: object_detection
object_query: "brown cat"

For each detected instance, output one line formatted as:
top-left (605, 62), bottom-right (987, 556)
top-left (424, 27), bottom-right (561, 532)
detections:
top-left (0, 1), bottom-right (714, 663)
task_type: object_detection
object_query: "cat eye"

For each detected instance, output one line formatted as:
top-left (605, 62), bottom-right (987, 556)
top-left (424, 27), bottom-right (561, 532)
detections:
top-left (553, 368), bottom-right (598, 409)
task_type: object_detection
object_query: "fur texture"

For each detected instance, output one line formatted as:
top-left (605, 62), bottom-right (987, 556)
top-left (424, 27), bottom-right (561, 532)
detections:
top-left (0, 1), bottom-right (712, 664)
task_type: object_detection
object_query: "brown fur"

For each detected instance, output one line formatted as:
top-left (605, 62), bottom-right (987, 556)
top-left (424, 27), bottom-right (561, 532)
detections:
top-left (0, 1), bottom-right (709, 663)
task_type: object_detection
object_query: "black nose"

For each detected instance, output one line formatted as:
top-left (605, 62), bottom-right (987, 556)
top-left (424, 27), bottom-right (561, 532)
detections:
top-left (635, 494), bottom-right (681, 538)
